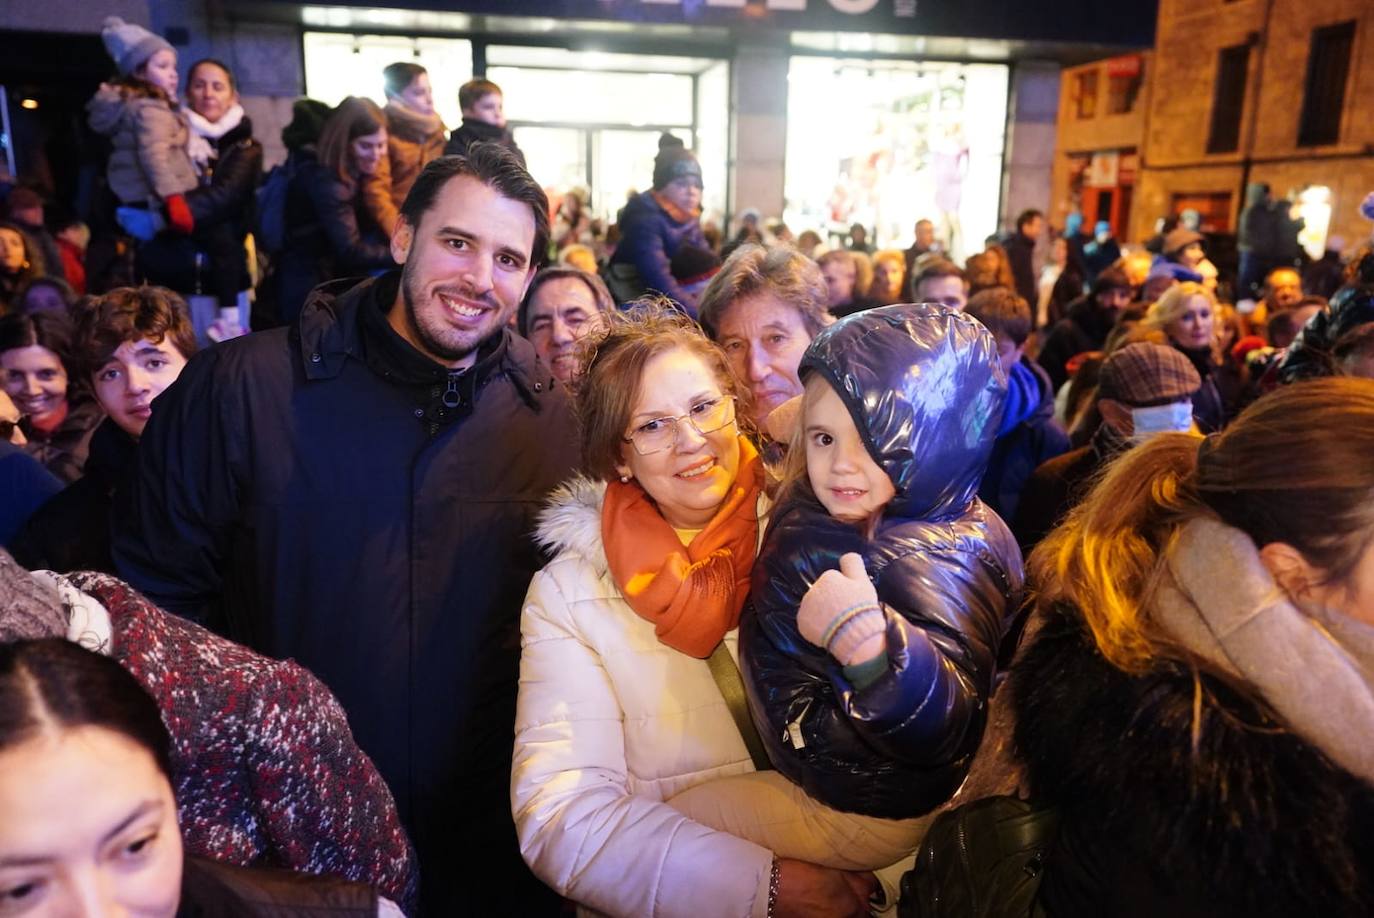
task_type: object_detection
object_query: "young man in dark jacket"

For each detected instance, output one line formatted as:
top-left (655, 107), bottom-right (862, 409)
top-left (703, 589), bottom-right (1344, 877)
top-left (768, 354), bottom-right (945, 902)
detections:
top-left (1036, 266), bottom-right (1134, 393)
top-left (443, 78), bottom-right (525, 165)
top-left (965, 287), bottom-right (1069, 523)
top-left (114, 145), bottom-right (577, 916)
top-left (1003, 208), bottom-right (1043, 306)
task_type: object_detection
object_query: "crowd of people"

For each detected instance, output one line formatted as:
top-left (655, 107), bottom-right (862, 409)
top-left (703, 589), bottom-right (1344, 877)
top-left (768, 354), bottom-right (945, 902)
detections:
top-left (3, 15), bottom-right (1374, 917)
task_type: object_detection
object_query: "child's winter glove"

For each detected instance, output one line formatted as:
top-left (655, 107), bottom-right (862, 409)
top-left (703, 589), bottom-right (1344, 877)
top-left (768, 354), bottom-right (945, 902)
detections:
top-left (115, 206), bottom-right (165, 241)
top-left (797, 552), bottom-right (887, 667)
top-left (165, 194), bottom-right (194, 235)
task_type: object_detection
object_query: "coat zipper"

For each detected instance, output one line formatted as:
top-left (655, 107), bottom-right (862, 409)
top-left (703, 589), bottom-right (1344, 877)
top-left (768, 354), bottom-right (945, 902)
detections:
top-left (442, 371), bottom-right (462, 409)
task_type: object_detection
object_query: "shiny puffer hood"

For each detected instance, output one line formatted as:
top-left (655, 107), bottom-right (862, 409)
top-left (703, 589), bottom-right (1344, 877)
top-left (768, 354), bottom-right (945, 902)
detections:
top-left (798, 304), bottom-right (1007, 521)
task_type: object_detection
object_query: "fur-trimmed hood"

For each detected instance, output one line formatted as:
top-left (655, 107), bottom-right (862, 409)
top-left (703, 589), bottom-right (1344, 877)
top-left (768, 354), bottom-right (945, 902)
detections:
top-left (534, 475), bottom-right (609, 575)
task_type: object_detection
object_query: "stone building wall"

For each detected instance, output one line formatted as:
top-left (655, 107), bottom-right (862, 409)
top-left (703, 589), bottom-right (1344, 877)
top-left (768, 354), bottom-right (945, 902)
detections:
top-left (1133, 0), bottom-right (1374, 248)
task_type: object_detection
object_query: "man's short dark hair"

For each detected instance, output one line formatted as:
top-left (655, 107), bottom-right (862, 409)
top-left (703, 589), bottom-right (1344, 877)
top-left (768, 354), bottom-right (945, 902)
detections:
top-left (965, 287), bottom-right (1032, 347)
top-left (909, 257), bottom-right (965, 300)
top-left (400, 145), bottom-right (550, 271)
top-left (1091, 266), bottom-right (1133, 297)
top-left (459, 78), bottom-right (502, 112)
top-left (518, 266), bottom-right (613, 336)
top-left (1267, 310), bottom-right (1303, 347)
top-left (1016, 209), bottom-right (1044, 231)
top-left (383, 62), bottom-right (427, 98)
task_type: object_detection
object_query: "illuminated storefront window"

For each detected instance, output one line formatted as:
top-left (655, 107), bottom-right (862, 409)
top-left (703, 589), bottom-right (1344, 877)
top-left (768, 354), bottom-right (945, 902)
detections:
top-left (303, 32), bottom-right (473, 128)
top-left (783, 57), bottom-right (1008, 260)
top-left (487, 46), bottom-right (727, 223)
top-left (301, 36), bottom-right (727, 224)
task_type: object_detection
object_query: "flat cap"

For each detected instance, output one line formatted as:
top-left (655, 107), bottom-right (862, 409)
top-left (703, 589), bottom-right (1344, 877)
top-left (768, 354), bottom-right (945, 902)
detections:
top-left (1098, 342), bottom-right (1202, 407)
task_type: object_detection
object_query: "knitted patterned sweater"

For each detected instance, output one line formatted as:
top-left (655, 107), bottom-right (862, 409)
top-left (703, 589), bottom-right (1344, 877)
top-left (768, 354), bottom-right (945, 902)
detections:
top-left (63, 572), bottom-right (419, 911)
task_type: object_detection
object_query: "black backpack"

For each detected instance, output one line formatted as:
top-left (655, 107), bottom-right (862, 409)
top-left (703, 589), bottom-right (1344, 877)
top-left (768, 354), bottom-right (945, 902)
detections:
top-left (899, 796), bottom-right (1058, 918)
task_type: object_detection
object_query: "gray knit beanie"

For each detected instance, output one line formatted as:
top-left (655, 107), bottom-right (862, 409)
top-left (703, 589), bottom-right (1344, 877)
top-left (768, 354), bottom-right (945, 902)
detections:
top-left (101, 16), bottom-right (174, 77)
top-left (0, 549), bottom-right (67, 642)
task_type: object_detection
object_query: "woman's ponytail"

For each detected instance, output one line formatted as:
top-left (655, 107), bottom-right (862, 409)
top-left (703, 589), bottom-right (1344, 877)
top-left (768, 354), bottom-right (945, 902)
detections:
top-left (1032, 378), bottom-right (1374, 674)
top-left (1029, 432), bottom-right (1204, 673)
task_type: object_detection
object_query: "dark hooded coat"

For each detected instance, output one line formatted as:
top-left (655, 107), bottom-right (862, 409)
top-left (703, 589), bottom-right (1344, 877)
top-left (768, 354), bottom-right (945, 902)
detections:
top-left (741, 305), bottom-right (1024, 819)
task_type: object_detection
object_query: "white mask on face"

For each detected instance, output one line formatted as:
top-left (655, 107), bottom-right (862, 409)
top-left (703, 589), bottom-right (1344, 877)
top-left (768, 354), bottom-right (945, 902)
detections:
top-left (1130, 401), bottom-right (1194, 443)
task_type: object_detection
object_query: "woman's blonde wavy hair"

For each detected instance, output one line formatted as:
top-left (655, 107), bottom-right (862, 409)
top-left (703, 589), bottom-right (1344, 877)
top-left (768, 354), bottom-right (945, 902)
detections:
top-left (1030, 377), bottom-right (1374, 674)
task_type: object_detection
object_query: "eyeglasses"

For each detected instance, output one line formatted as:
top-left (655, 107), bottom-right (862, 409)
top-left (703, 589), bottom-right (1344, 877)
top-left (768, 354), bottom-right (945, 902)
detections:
top-left (623, 396), bottom-right (736, 456)
top-left (0, 416), bottom-right (30, 441)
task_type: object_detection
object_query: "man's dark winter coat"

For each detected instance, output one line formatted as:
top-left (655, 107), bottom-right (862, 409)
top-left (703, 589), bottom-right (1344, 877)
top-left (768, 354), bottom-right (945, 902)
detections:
top-left (443, 118), bottom-right (525, 165)
top-left (1004, 231), bottom-right (1038, 306)
top-left (1036, 294), bottom-right (1115, 393)
top-left (11, 416), bottom-right (136, 574)
top-left (115, 271), bottom-right (577, 914)
top-left (1011, 423), bottom-right (1126, 555)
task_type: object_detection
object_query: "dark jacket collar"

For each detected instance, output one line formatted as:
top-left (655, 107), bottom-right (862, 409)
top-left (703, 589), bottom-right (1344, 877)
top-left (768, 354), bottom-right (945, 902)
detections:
top-left (83, 417), bottom-right (139, 490)
top-left (217, 115), bottom-right (255, 151)
top-left (458, 118), bottom-right (510, 143)
top-left (294, 271), bottom-right (548, 409)
top-left (1089, 420), bottom-right (1129, 463)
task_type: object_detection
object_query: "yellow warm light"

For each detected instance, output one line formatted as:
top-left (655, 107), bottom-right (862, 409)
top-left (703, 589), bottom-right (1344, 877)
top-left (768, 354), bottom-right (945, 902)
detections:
top-left (20, 98), bottom-right (38, 110)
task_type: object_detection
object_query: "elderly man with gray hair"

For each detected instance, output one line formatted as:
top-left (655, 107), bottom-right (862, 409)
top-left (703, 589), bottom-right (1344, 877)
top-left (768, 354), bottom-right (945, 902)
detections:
top-left (697, 244), bottom-right (832, 443)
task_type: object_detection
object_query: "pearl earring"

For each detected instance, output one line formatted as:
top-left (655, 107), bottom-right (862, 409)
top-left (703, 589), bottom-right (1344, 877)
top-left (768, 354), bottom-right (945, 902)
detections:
top-left (619, 474), bottom-right (631, 484)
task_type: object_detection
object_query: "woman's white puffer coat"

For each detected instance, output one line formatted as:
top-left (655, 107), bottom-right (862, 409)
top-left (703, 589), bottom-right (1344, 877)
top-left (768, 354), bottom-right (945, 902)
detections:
top-left (512, 476), bottom-right (773, 918)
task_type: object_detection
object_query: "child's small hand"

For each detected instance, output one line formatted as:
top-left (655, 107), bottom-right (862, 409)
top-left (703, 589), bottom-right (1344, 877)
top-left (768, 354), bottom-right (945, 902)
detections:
top-left (797, 553), bottom-right (887, 667)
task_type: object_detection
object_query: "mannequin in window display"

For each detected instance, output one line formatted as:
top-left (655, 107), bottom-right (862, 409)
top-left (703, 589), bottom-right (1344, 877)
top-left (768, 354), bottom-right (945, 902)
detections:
top-left (931, 121), bottom-right (969, 259)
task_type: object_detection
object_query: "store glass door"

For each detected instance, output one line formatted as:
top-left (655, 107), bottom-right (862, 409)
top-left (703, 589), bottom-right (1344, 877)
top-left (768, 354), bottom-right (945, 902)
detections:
top-left (488, 46), bottom-right (727, 224)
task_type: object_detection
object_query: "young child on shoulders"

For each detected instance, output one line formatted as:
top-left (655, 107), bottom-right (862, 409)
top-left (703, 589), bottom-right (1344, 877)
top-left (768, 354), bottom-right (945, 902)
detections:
top-left (87, 18), bottom-right (203, 232)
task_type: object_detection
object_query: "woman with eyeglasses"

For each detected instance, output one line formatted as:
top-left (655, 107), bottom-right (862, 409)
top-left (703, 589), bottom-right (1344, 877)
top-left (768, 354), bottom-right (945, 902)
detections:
top-left (512, 302), bottom-right (877, 918)
top-left (0, 311), bottom-right (103, 483)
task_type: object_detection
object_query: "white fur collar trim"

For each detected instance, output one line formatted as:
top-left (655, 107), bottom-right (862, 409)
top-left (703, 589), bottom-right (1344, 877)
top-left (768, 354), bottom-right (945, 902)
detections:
top-left (535, 475), bottom-right (610, 573)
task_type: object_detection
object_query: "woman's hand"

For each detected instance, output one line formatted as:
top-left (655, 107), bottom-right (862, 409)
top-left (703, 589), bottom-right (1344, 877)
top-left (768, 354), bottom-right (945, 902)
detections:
top-left (797, 553), bottom-right (887, 667)
top-left (774, 858), bottom-right (877, 918)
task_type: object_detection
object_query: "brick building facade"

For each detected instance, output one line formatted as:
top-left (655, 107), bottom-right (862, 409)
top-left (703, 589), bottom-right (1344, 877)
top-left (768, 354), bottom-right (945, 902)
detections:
top-left (1135, 0), bottom-right (1373, 251)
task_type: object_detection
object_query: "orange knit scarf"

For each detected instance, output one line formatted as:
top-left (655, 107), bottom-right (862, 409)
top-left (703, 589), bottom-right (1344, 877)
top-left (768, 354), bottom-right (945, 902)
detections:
top-left (601, 436), bottom-right (763, 658)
